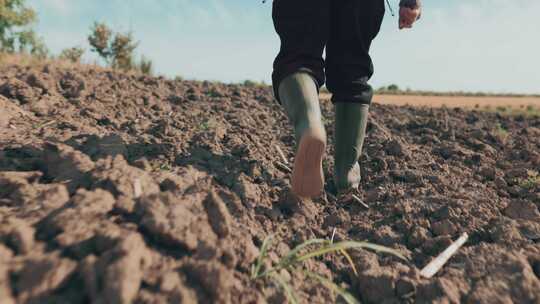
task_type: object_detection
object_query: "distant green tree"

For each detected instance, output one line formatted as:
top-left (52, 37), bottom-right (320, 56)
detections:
top-left (138, 55), bottom-right (153, 75)
top-left (110, 31), bottom-right (137, 70)
top-left (0, 0), bottom-right (48, 57)
top-left (243, 80), bottom-right (257, 87)
top-left (88, 22), bottom-right (150, 72)
top-left (59, 46), bottom-right (85, 63)
top-left (88, 22), bottom-right (112, 61)
top-left (387, 84), bottom-right (400, 91)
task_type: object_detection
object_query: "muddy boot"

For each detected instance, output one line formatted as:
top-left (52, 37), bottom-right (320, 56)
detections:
top-left (278, 73), bottom-right (327, 198)
top-left (334, 103), bottom-right (370, 197)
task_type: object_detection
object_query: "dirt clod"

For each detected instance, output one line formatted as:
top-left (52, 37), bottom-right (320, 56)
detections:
top-left (0, 218), bottom-right (35, 254)
top-left (203, 191), bottom-right (233, 238)
top-left (15, 254), bottom-right (77, 302)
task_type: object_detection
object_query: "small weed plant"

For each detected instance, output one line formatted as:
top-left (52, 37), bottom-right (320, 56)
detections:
top-left (494, 122), bottom-right (509, 143)
top-left (518, 170), bottom-right (540, 190)
top-left (251, 236), bottom-right (406, 303)
top-left (199, 118), bottom-right (217, 131)
top-left (59, 46), bottom-right (85, 63)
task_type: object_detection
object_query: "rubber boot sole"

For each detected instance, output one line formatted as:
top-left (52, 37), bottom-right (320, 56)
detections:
top-left (291, 129), bottom-right (326, 198)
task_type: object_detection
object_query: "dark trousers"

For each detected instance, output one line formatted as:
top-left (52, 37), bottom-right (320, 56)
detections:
top-left (272, 0), bottom-right (385, 104)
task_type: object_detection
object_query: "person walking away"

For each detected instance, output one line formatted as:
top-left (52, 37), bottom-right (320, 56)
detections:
top-left (272, 0), bottom-right (422, 199)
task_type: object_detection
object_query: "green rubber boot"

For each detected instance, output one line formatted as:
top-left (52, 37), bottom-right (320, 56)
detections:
top-left (334, 103), bottom-right (370, 194)
top-left (278, 73), bottom-right (327, 198)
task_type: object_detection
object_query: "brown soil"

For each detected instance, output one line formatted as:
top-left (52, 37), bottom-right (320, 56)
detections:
top-left (1, 63), bottom-right (539, 304)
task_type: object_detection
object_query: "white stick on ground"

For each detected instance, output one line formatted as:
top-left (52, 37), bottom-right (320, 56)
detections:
top-left (330, 228), bottom-right (337, 244)
top-left (351, 194), bottom-right (369, 209)
top-left (275, 145), bottom-right (289, 165)
top-left (274, 161), bottom-right (292, 173)
top-left (420, 232), bottom-right (469, 279)
top-left (39, 120), bottom-right (56, 129)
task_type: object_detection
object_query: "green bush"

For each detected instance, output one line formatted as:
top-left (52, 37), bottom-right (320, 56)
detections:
top-left (88, 22), bottom-right (113, 61)
top-left (88, 22), bottom-right (151, 73)
top-left (387, 84), bottom-right (400, 91)
top-left (59, 46), bottom-right (85, 63)
top-left (110, 31), bottom-right (137, 70)
top-left (138, 55), bottom-right (153, 75)
top-left (243, 80), bottom-right (257, 87)
top-left (0, 0), bottom-right (48, 57)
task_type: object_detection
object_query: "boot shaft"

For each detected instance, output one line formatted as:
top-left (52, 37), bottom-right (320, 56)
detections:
top-left (278, 73), bottom-right (326, 142)
top-left (334, 103), bottom-right (370, 192)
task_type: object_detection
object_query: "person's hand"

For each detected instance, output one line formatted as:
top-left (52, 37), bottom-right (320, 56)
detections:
top-left (399, 6), bottom-right (421, 29)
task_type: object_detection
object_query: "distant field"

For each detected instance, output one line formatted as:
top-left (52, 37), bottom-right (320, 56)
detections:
top-left (321, 93), bottom-right (540, 114)
top-left (373, 94), bottom-right (540, 109)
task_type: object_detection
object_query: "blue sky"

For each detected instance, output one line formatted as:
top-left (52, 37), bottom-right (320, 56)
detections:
top-left (28, 0), bottom-right (540, 94)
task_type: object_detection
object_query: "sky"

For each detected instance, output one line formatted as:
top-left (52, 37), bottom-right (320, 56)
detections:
top-left (27, 0), bottom-right (540, 94)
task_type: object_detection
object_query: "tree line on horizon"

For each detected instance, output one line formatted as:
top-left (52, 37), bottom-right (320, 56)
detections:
top-left (0, 0), bottom-right (152, 74)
